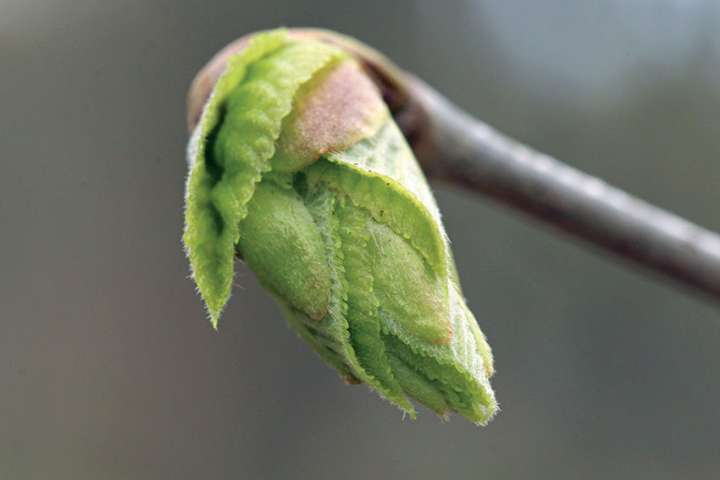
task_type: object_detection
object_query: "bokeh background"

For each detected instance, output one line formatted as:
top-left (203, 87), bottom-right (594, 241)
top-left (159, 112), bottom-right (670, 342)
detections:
top-left (2, 1), bottom-right (720, 478)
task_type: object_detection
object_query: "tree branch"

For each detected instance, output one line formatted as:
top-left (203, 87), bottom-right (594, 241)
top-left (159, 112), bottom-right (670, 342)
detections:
top-left (408, 76), bottom-right (720, 302)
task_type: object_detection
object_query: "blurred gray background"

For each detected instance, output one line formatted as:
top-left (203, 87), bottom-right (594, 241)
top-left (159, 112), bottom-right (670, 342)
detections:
top-left (2, 0), bottom-right (719, 478)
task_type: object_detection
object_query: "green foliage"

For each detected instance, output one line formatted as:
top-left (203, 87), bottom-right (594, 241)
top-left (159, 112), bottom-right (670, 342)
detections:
top-left (184, 29), bottom-right (497, 423)
top-left (184, 29), bottom-right (345, 326)
top-left (238, 181), bottom-right (331, 321)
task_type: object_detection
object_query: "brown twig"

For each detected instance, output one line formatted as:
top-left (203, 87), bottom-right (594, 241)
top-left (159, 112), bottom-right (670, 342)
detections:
top-left (405, 75), bottom-right (720, 302)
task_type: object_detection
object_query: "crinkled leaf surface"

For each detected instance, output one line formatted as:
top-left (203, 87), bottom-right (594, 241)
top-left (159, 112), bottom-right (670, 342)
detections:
top-left (184, 29), bottom-right (497, 423)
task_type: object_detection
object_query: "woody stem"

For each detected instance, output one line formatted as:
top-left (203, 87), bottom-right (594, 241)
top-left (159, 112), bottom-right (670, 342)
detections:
top-left (409, 77), bottom-right (720, 303)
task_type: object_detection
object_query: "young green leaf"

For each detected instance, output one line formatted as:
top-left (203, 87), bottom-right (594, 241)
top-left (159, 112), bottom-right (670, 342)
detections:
top-left (184, 28), bottom-right (497, 424)
top-left (184, 30), bottom-right (346, 326)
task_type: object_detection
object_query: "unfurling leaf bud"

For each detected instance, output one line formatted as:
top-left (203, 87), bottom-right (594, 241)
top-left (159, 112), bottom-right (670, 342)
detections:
top-left (183, 28), bottom-right (497, 424)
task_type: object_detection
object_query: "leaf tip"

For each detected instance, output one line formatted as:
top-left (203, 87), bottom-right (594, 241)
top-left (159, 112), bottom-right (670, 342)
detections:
top-left (207, 304), bottom-right (223, 331)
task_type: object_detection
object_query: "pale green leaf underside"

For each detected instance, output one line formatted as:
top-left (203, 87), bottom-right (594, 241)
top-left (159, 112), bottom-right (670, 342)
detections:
top-left (183, 29), bottom-right (496, 423)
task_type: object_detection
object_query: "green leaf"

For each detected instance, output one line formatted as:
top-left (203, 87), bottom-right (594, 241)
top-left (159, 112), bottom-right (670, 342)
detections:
top-left (184, 30), bottom-right (496, 424)
top-left (336, 202), bottom-right (414, 414)
top-left (238, 181), bottom-right (331, 320)
top-left (184, 30), bottom-right (345, 326)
